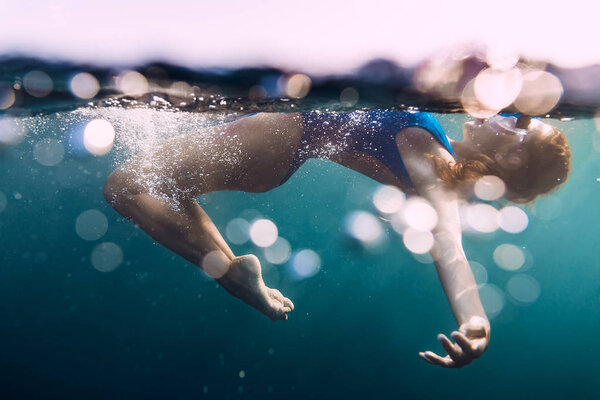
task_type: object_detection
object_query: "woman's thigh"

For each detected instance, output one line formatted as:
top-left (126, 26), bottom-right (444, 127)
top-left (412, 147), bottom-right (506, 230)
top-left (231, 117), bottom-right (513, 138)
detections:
top-left (115, 112), bottom-right (304, 197)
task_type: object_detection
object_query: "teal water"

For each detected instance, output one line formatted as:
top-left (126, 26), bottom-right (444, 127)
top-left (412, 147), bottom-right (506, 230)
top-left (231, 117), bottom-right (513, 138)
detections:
top-left (0, 108), bottom-right (599, 399)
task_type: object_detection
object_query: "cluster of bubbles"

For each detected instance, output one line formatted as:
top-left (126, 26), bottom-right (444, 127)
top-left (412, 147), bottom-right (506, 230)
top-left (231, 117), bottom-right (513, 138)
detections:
top-left (343, 175), bottom-right (543, 319)
top-left (414, 47), bottom-right (564, 118)
top-left (207, 213), bottom-right (321, 282)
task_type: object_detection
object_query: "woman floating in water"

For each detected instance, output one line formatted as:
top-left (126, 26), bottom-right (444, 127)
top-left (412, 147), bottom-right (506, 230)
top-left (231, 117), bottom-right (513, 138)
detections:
top-left (103, 110), bottom-right (570, 368)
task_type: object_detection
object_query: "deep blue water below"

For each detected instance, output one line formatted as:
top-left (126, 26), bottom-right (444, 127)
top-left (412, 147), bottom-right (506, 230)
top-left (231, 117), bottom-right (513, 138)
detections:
top-left (0, 109), bottom-right (599, 399)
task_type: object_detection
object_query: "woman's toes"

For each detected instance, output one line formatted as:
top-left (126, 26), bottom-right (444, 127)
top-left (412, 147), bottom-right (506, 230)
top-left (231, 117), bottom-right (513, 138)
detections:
top-left (283, 298), bottom-right (294, 310)
top-left (269, 288), bottom-right (284, 302)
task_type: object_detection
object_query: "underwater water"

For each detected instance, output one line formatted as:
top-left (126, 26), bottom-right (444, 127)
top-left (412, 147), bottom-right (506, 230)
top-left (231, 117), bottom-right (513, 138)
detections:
top-left (1, 63), bottom-right (600, 399)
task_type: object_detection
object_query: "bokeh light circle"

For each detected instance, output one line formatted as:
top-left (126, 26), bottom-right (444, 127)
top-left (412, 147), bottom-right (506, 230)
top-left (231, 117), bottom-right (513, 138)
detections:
top-left (117, 70), bottom-right (149, 96)
top-left (265, 237), bottom-right (292, 265)
top-left (23, 70), bottom-right (53, 97)
top-left (291, 249), bottom-right (321, 278)
top-left (83, 119), bottom-right (115, 155)
top-left (340, 87), bottom-right (359, 107)
top-left (461, 78), bottom-right (500, 119)
top-left (373, 185), bottom-right (405, 214)
top-left (466, 203), bottom-right (500, 233)
top-left (344, 211), bottom-right (383, 245)
top-left (0, 117), bottom-right (26, 145)
top-left (474, 67), bottom-right (522, 110)
top-left (506, 274), bottom-right (541, 304)
top-left (33, 139), bottom-right (65, 166)
top-left (478, 283), bottom-right (506, 319)
top-left (76, 209), bottom-right (109, 241)
top-left (493, 243), bottom-right (525, 271)
top-left (0, 86), bottom-right (15, 110)
top-left (286, 74), bottom-right (312, 99)
top-left (202, 251), bottom-right (230, 279)
top-left (70, 72), bottom-right (100, 99)
top-left (499, 206), bottom-right (529, 234)
top-left (513, 70), bottom-right (563, 116)
top-left (91, 242), bottom-right (123, 272)
top-left (403, 197), bottom-right (438, 231)
top-left (226, 218), bottom-right (251, 245)
top-left (469, 260), bottom-right (488, 285)
top-left (250, 219), bottom-right (278, 247)
top-left (402, 228), bottom-right (434, 254)
top-left (474, 175), bottom-right (505, 201)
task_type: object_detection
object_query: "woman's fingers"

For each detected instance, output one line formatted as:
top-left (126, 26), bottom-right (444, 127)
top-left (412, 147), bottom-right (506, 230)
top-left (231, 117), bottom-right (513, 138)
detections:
top-left (451, 331), bottom-right (478, 356)
top-left (283, 297), bottom-right (294, 310)
top-left (419, 351), bottom-right (454, 368)
top-left (268, 288), bottom-right (294, 310)
top-left (438, 334), bottom-right (462, 361)
top-left (420, 332), bottom-right (482, 368)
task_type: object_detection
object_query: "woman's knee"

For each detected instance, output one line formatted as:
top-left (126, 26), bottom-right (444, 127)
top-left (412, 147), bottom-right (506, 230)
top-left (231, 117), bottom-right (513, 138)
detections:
top-left (103, 168), bottom-right (142, 207)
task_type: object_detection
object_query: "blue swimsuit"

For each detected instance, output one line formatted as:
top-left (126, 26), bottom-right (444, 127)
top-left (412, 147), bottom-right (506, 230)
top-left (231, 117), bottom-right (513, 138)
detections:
top-left (280, 110), bottom-right (455, 190)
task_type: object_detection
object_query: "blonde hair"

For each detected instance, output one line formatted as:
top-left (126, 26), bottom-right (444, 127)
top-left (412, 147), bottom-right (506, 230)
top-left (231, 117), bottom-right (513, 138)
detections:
top-left (428, 128), bottom-right (571, 203)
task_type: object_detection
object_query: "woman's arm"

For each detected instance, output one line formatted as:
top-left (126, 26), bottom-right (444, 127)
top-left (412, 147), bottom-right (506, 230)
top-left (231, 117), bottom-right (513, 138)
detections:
top-left (397, 127), bottom-right (490, 368)
top-left (419, 184), bottom-right (490, 368)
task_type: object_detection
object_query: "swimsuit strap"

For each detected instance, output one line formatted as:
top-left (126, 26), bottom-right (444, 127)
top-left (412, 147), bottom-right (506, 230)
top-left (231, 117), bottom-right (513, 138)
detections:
top-left (345, 111), bottom-right (454, 190)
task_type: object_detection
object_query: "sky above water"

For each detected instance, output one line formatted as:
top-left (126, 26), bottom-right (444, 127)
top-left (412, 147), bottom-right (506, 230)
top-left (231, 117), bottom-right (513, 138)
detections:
top-left (1, 0), bottom-right (599, 72)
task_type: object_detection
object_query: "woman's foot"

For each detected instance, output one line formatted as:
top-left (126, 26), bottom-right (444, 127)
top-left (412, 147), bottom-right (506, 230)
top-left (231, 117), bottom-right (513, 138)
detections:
top-left (217, 254), bottom-right (294, 321)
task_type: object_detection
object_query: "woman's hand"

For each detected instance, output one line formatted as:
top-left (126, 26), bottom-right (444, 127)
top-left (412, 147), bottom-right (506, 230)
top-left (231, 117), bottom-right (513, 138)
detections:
top-left (419, 316), bottom-right (490, 368)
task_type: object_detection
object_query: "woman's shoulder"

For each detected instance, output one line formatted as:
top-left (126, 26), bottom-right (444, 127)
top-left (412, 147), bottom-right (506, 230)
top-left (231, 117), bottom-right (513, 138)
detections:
top-left (397, 126), bottom-right (452, 158)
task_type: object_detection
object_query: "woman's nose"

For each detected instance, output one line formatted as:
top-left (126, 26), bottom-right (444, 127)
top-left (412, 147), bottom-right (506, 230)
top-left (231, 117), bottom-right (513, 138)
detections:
top-left (516, 115), bottom-right (531, 129)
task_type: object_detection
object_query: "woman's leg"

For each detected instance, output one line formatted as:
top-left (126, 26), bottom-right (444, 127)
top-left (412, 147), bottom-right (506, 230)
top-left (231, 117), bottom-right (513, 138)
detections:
top-left (103, 113), bottom-right (304, 320)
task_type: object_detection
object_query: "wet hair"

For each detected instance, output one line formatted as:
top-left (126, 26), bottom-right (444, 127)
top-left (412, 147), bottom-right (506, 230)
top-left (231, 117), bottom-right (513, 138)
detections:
top-left (428, 127), bottom-right (571, 203)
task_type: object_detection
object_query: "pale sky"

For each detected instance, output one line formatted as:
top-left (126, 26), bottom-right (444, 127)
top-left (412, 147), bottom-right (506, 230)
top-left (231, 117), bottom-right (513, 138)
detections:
top-left (1, 0), bottom-right (599, 73)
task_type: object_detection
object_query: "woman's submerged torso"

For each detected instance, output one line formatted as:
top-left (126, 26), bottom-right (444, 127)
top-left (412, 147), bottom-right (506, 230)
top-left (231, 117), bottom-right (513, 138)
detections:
top-left (215, 110), bottom-right (456, 194)
top-left (280, 110), bottom-right (455, 191)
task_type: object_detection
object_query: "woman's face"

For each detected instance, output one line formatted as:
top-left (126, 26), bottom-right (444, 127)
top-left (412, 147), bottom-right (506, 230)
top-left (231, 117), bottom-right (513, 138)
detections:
top-left (462, 115), bottom-right (553, 169)
top-left (462, 115), bottom-right (525, 151)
